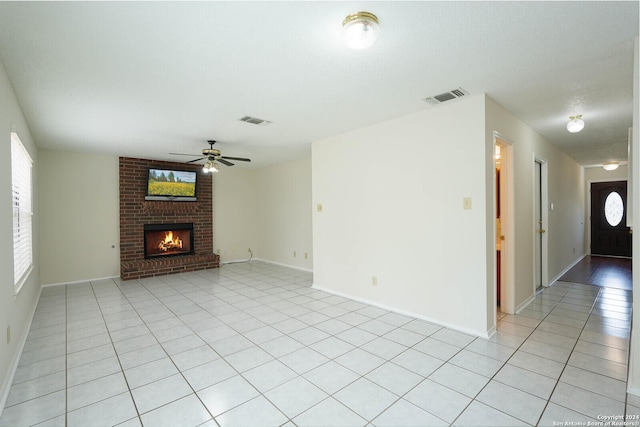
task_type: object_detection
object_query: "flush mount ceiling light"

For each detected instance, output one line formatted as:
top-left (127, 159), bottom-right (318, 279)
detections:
top-left (566, 115), bottom-right (585, 133)
top-left (603, 161), bottom-right (620, 171)
top-left (202, 159), bottom-right (219, 173)
top-left (342, 11), bottom-right (379, 50)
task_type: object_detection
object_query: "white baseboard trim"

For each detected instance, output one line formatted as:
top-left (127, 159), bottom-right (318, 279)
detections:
top-left (627, 385), bottom-right (640, 397)
top-left (312, 284), bottom-right (493, 339)
top-left (515, 294), bottom-right (536, 314)
top-left (252, 258), bottom-right (313, 273)
top-left (0, 285), bottom-right (42, 418)
top-left (548, 253), bottom-right (588, 286)
top-left (41, 275), bottom-right (119, 288)
top-left (485, 325), bottom-right (497, 339)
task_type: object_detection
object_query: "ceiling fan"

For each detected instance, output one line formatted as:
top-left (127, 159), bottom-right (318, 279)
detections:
top-left (170, 140), bottom-right (251, 173)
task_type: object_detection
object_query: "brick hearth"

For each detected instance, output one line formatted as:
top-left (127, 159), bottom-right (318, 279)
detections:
top-left (119, 157), bottom-right (220, 280)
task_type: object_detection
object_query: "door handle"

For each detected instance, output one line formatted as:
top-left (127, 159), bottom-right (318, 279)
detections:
top-left (537, 229), bottom-right (546, 233)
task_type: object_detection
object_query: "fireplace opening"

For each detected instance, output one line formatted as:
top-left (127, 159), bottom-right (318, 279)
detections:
top-left (144, 223), bottom-right (194, 259)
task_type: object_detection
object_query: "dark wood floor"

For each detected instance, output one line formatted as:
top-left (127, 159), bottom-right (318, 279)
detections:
top-left (559, 255), bottom-right (632, 290)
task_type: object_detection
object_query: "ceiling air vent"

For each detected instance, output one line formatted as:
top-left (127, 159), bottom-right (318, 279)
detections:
top-left (239, 116), bottom-right (272, 126)
top-left (423, 88), bottom-right (469, 105)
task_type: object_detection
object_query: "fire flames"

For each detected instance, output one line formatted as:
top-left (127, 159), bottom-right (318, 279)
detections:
top-left (158, 231), bottom-right (183, 252)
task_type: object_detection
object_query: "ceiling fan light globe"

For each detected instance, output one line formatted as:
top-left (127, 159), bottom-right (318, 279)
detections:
top-left (203, 160), bottom-right (214, 173)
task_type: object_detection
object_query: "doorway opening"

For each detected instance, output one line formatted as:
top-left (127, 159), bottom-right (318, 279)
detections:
top-left (494, 133), bottom-right (514, 314)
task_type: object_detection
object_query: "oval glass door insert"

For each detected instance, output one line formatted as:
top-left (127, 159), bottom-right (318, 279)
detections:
top-left (604, 191), bottom-right (624, 226)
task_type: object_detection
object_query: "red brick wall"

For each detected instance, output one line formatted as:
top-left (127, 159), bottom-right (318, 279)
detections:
top-left (119, 157), bottom-right (219, 280)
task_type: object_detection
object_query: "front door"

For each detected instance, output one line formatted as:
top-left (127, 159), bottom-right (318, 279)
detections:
top-left (591, 181), bottom-right (631, 257)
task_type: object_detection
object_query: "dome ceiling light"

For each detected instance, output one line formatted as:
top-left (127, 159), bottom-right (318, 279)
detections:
top-left (566, 115), bottom-right (585, 133)
top-left (603, 161), bottom-right (619, 171)
top-left (342, 11), bottom-right (379, 50)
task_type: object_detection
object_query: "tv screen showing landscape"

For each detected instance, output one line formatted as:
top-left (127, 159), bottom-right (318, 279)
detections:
top-left (146, 168), bottom-right (197, 200)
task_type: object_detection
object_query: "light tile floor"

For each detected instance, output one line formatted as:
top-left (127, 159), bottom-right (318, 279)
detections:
top-left (0, 261), bottom-right (636, 426)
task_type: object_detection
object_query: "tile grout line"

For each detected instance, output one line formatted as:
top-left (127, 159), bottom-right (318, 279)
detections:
top-left (111, 277), bottom-right (224, 426)
top-left (88, 279), bottom-right (145, 427)
top-left (532, 283), bottom-right (601, 426)
top-left (446, 282), bottom-right (617, 426)
top-left (449, 285), bottom-right (568, 427)
top-left (173, 268), bottom-right (447, 425)
top-left (120, 273), bottom-right (287, 426)
top-left (174, 267), bottom-right (395, 424)
top-left (153, 271), bottom-right (304, 425)
top-left (193, 275), bottom-right (368, 425)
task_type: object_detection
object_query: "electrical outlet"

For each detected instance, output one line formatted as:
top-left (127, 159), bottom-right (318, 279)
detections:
top-left (294, 251), bottom-right (297, 257)
top-left (6, 326), bottom-right (10, 344)
top-left (216, 249), bottom-right (221, 255)
top-left (304, 252), bottom-right (308, 259)
top-left (317, 203), bottom-right (323, 213)
top-left (372, 276), bottom-right (378, 286)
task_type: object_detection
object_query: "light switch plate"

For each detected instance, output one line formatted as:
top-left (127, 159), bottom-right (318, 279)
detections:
top-left (463, 197), bottom-right (472, 210)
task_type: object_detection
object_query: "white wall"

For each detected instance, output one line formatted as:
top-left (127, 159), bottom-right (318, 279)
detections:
top-left (312, 94), bottom-right (585, 336)
top-left (313, 95), bottom-right (490, 335)
top-left (34, 149), bottom-right (310, 283)
top-left (38, 150), bottom-right (120, 285)
top-left (485, 97), bottom-right (585, 311)
top-left (213, 168), bottom-right (259, 262)
top-left (547, 153), bottom-right (586, 281)
top-left (0, 60), bottom-right (40, 408)
top-left (584, 164), bottom-right (628, 183)
top-left (213, 157), bottom-right (313, 271)
top-left (255, 157), bottom-right (312, 271)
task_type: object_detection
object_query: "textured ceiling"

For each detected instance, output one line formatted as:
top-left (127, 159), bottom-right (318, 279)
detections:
top-left (0, 1), bottom-right (637, 168)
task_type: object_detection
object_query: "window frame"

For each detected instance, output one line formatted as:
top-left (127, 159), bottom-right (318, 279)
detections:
top-left (11, 131), bottom-right (33, 294)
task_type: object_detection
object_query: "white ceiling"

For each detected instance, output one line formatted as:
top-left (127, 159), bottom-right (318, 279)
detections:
top-left (0, 1), bottom-right (637, 168)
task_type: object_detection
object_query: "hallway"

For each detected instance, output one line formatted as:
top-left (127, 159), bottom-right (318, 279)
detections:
top-left (559, 255), bottom-right (632, 291)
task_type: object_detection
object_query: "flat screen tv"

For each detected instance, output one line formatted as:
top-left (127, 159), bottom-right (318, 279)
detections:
top-left (145, 168), bottom-right (197, 201)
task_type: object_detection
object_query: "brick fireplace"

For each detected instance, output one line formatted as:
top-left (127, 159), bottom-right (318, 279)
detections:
top-left (119, 157), bottom-right (220, 280)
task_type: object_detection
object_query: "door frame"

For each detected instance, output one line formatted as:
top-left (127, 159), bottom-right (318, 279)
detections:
top-left (533, 156), bottom-right (549, 290)
top-left (494, 132), bottom-right (515, 314)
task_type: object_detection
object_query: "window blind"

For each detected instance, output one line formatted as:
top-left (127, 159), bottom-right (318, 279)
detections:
top-left (11, 132), bottom-right (33, 289)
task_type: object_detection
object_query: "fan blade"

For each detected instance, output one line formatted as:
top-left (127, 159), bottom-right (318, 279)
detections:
top-left (186, 157), bottom-right (205, 163)
top-left (169, 152), bottom-right (201, 157)
top-left (221, 156), bottom-right (251, 162)
top-left (218, 158), bottom-right (235, 166)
